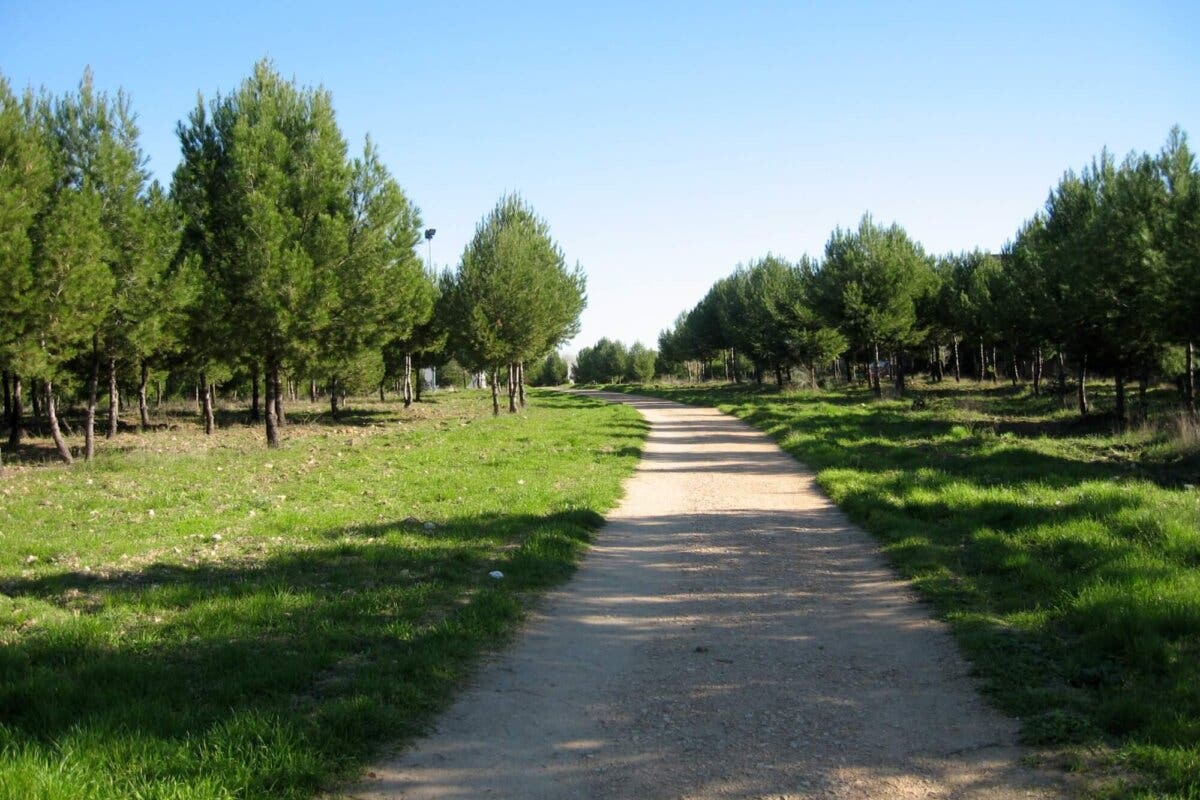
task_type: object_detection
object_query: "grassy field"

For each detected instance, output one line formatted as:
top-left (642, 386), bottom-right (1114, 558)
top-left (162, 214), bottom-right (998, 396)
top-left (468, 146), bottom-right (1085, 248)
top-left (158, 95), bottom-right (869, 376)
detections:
top-left (618, 380), bottom-right (1200, 799)
top-left (0, 390), bottom-right (646, 800)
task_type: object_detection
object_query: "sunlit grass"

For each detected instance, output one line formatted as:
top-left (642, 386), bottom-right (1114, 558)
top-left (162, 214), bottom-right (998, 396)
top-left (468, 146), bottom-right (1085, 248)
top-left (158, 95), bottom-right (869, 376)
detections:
top-left (0, 389), bottom-right (646, 800)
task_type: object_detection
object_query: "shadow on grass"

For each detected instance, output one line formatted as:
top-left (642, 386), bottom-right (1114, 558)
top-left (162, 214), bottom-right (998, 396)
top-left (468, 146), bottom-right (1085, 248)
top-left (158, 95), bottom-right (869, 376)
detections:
top-left (0, 508), bottom-right (604, 798)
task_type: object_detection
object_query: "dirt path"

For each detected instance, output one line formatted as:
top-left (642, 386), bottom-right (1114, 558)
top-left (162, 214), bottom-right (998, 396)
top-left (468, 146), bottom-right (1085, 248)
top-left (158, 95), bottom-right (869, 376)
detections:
top-left (347, 393), bottom-right (1068, 799)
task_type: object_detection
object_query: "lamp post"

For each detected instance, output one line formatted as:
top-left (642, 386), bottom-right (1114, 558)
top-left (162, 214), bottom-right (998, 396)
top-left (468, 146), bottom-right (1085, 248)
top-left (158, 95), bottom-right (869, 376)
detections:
top-left (423, 228), bottom-right (437, 390)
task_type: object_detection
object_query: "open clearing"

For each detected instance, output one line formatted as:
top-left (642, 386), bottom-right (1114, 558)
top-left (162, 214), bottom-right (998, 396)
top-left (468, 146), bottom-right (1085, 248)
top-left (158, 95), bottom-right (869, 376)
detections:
top-left (351, 392), bottom-right (1066, 799)
top-left (0, 390), bottom-right (643, 800)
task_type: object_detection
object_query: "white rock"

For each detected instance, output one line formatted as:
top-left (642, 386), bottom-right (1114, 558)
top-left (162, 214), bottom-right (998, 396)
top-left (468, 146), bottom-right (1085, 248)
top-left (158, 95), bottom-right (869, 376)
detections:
top-left (488, 570), bottom-right (504, 580)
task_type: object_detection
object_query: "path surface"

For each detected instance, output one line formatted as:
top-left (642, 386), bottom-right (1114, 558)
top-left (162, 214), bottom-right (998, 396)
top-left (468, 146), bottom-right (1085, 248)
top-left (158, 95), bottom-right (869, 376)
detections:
top-left (347, 393), bottom-right (1067, 800)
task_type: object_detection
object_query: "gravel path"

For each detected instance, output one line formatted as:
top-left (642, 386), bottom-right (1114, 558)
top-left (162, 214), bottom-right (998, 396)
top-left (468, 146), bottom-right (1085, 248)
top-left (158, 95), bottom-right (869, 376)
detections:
top-left (346, 393), bottom-right (1068, 799)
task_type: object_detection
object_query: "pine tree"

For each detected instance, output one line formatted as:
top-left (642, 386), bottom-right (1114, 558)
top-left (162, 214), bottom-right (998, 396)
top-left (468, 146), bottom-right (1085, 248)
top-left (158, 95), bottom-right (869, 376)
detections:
top-left (448, 195), bottom-right (585, 414)
top-left (1158, 127), bottom-right (1200, 415)
top-left (174, 60), bottom-right (353, 446)
top-left (812, 214), bottom-right (931, 396)
top-left (0, 77), bottom-right (52, 451)
top-left (321, 138), bottom-right (426, 416)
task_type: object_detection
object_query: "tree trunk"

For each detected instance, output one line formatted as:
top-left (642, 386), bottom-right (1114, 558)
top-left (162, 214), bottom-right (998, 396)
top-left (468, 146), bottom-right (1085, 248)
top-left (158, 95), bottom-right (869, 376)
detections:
top-left (978, 338), bottom-right (986, 382)
top-left (872, 342), bottom-right (883, 398)
top-left (415, 365), bottom-right (424, 401)
top-left (138, 361), bottom-right (151, 429)
top-left (2, 371), bottom-right (9, 423)
top-left (264, 360), bottom-right (280, 447)
top-left (1138, 368), bottom-right (1149, 421)
top-left (44, 380), bottom-right (72, 464)
top-left (85, 335), bottom-right (100, 461)
top-left (199, 372), bottom-right (214, 435)
top-left (274, 370), bottom-right (285, 427)
top-left (155, 378), bottom-right (161, 408)
top-left (1114, 372), bottom-right (1127, 431)
top-left (1186, 341), bottom-right (1196, 416)
top-left (249, 363), bottom-right (261, 423)
top-left (952, 336), bottom-right (961, 382)
top-left (774, 363), bottom-right (784, 388)
top-left (990, 346), bottom-right (999, 383)
top-left (490, 367), bottom-right (500, 416)
top-left (1010, 349), bottom-right (1019, 386)
top-left (1032, 348), bottom-right (1042, 397)
top-left (402, 354), bottom-right (413, 407)
top-left (310, 378), bottom-right (317, 403)
top-left (1077, 356), bottom-right (1089, 416)
top-left (379, 381), bottom-right (385, 402)
top-left (106, 357), bottom-right (119, 438)
top-left (894, 350), bottom-right (906, 395)
top-left (517, 361), bottom-right (526, 407)
top-left (933, 345), bottom-right (944, 382)
top-left (330, 377), bottom-right (340, 418)
top-left (29, 378), bottom-right (41, 430)
top-left (810, 360), bottom-right (818, 391)
top-left (507, 362), bottom-right (518, 413)
top-left (1057, 350), bottom-right (1067, 393)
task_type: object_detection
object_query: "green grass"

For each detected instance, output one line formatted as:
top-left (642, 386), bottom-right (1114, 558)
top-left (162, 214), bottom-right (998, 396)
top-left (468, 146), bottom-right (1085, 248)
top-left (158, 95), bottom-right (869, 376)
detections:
top-left (0, 389), bottom-right (646, 800)
top-left (617, 380), bottom-right (1200, 799)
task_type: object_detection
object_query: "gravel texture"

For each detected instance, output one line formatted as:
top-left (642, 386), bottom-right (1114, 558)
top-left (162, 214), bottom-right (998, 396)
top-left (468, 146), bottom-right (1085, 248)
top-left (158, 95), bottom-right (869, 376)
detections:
top-left (345, 393), bottom-right (1069, 799)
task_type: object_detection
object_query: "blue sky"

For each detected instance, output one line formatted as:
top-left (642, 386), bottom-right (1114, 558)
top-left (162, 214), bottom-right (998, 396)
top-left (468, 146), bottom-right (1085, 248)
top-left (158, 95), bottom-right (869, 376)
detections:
top-left (3, 1), bottom-right (1197, 352)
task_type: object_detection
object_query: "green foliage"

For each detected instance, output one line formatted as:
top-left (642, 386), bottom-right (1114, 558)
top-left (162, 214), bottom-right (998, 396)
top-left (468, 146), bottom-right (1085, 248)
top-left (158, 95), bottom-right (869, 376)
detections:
top-left (174, 59), bottom-right (353, 384)
top-left (326, 137), bottom-right (428, 385)
top-left (531, 351), bottom-right (569, 386)
top-left (812, 213), bottom-right (933, 355)
top-left (624, 342), bottom-right (657, 383)
top-left (48, 69), bottom-right (167, 378)
top-left (446, 194), bottom-right (585, 375)
top-left (1159, 128), bottom-right (1199, 347)
top-left (656, 128), bottom-right (1198, 415)
top-left (0, 77), bottom-right (52, 372)
top-left (573, 338), bottom-right (628, 384)
top-left (436, 358), bottom-right (470, 389)
top-left (22, 148), bottom-right (111, 381)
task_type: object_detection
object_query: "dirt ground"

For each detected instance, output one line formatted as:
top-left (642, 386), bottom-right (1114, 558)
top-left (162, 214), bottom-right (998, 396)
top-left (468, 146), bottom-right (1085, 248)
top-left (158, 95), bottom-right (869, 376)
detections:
top-left (345, 393), bottom-right (1070, 799)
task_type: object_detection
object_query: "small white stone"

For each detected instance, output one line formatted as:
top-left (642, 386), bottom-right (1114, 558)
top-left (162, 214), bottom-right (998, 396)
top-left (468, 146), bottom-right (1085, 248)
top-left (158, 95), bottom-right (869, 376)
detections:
top-left (488, 570), bottom-right (504, 580)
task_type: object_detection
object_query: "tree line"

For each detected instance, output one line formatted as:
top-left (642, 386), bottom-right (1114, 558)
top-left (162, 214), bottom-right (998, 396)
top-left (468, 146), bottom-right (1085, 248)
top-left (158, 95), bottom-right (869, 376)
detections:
top-left (657, 128), bottom-right (1199, 428)
top-left (571, 338), bottom-right (657, 385)
top-left (0, 61), bottom-right (584, 463)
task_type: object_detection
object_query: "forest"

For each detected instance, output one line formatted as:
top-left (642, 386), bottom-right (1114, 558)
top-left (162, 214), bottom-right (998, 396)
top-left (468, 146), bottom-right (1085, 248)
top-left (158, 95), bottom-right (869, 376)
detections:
top-left (656, 129), bottom-right (1199, 430)
top-left (0, 60), bottom-right (585, 464)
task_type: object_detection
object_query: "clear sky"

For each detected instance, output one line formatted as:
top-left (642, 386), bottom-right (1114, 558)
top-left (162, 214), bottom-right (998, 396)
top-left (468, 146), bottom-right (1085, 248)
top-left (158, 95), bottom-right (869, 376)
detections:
top-left (3, 1), bottom-right (1197, 353)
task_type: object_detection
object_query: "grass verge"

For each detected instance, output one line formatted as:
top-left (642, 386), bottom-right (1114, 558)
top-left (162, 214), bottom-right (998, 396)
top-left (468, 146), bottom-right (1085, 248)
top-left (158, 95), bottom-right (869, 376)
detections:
top-left (616, 380), bottom-right (1200, 799)
top-left (0, 389), bottom-right (646, 800)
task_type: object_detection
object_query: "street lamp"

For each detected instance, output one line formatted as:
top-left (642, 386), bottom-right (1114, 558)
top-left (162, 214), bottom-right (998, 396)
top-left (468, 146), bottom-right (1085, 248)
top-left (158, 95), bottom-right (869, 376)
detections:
top-left (423, 228), bottom-right (437, 390)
